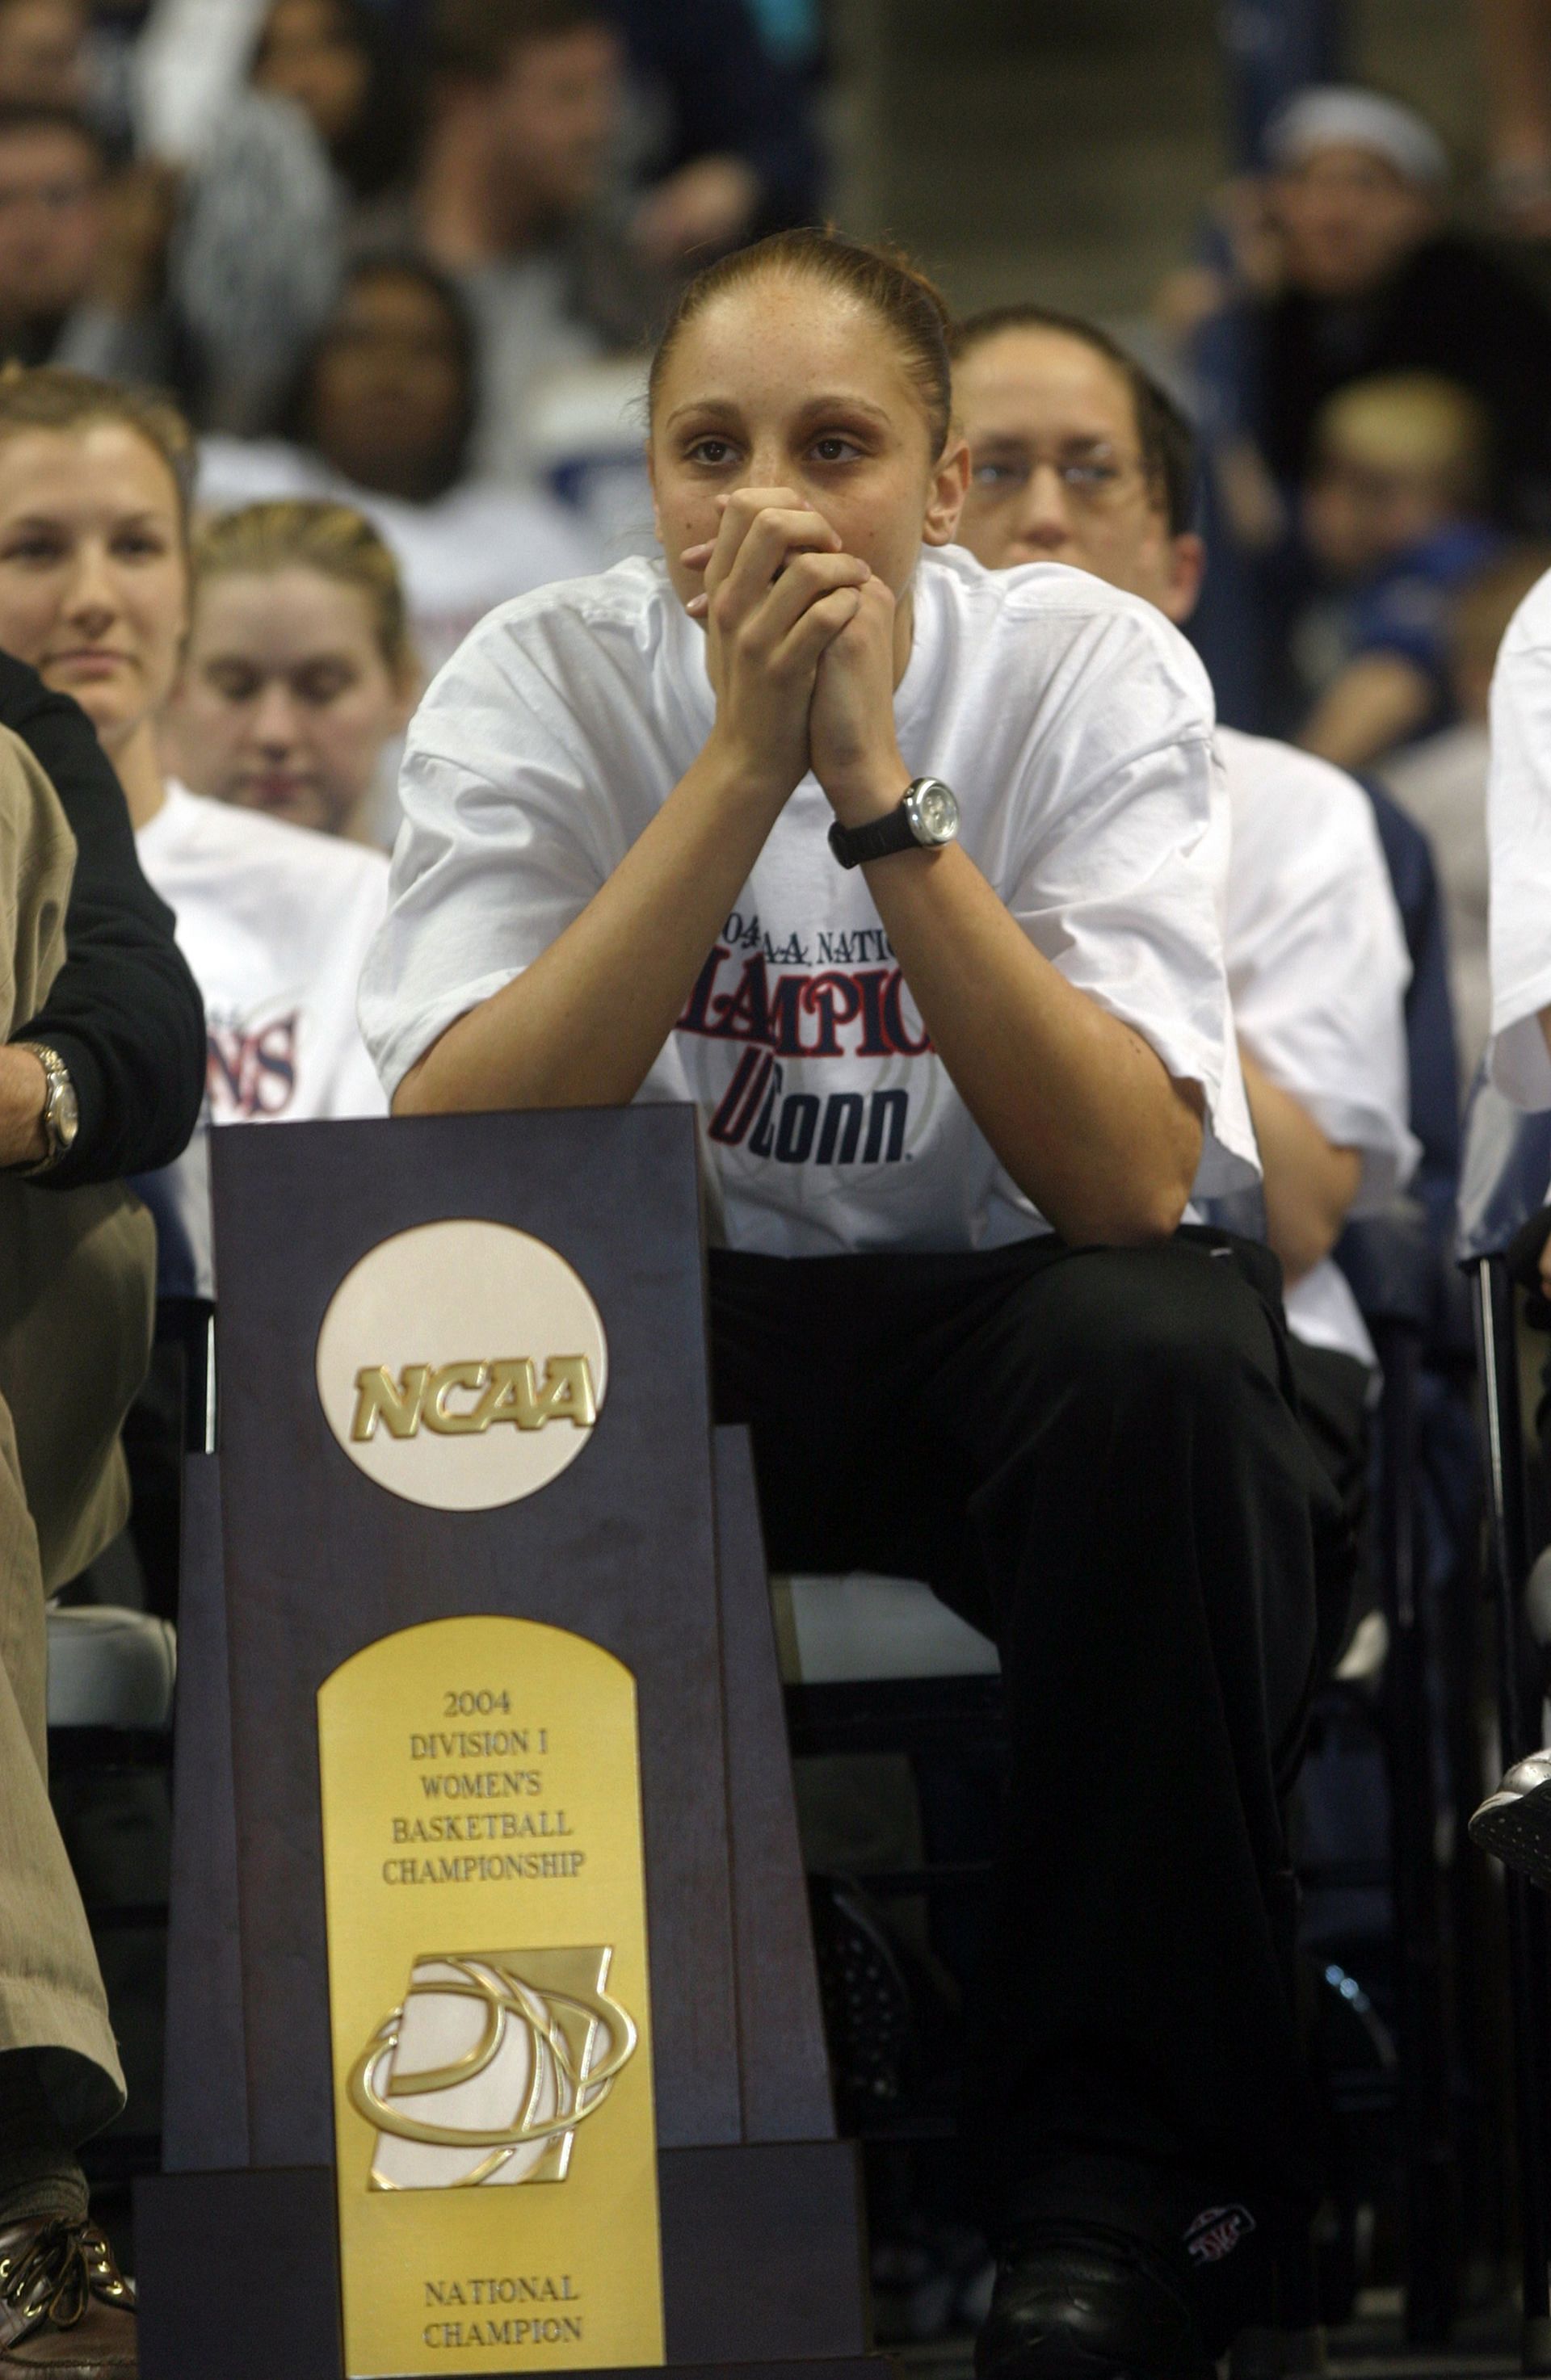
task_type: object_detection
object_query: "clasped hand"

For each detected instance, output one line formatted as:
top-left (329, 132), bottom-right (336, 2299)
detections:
top-left (682, 487), bottom-right (907, 825)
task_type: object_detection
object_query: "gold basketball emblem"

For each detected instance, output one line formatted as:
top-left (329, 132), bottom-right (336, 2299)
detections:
top-left (349, 1947), bottom-right (637, 2191)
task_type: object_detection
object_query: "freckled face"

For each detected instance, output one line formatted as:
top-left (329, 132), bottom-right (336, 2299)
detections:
top-left (649, 276), bottom-right (964, 609)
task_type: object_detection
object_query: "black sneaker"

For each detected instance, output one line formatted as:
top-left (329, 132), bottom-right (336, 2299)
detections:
top-left (975, 2219), bottom-right (1215, 2380)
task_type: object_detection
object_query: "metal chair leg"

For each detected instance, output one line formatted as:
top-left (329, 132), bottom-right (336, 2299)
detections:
top-left (1372, 1318), bottom-right (1456, 2340)
top-left (1473, 1257), bottom-right (1551, 2372)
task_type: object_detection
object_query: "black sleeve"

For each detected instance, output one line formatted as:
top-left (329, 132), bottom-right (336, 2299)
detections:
top-left (0, 651), bottom-right (206, 1186)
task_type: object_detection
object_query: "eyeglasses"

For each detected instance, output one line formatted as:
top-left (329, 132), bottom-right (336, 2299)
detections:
top-left (964, 449), bottom-right (1147, 510)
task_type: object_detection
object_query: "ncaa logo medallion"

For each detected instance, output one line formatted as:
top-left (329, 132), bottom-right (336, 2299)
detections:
top-left (315, 1220), bottom-right (608, 1510)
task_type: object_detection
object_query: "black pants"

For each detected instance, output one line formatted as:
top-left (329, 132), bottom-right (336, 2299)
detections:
top-left (711, 1228), bottom-right (1343, 2229)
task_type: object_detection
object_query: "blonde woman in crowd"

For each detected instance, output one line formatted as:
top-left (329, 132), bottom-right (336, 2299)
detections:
top-left (0, 368), bottom-right (385, 1124)
top-left (164, 497), bottom-right (417, 844)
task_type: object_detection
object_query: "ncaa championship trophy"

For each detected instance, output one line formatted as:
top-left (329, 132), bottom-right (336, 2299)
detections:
top-left (133, 1107), bottom-right (876, 2380)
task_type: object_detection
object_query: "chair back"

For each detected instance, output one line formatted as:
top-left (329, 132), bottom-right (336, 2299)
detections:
top-left (131, 1127), bottom-right (212, 1303)
top-left (1335, 1199), bottom-right (1435, 1333)
top-left (1456, 1072), bottom-right (1551, 1265)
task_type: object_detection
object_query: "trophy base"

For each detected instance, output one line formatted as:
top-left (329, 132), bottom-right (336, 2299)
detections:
top-left (136, 2141), bottom-right (880, 2380)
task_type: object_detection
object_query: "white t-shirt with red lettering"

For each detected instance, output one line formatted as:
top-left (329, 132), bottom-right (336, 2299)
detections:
top-left (362, 548), bottom-right (1259, 1257)
top-left (137, 779), bottom-right (388, 1123)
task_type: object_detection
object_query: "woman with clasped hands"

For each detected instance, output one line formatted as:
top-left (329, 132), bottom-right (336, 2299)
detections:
top-left (362, 230), bottom-right (1335, 2380)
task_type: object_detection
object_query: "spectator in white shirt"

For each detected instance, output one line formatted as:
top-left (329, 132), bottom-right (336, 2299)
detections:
top-left (163, 497), bottom-right (417, 844)
top-left (951, 304), bottom-right (1416, 1462)
top-left (198, 253), bottom-right (602, 686)
top-left (0, 365), bottom-right (385, 1124)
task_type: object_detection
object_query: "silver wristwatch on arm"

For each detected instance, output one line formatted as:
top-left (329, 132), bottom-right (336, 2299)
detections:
top-left (11, 1040), bottom-right (79, 1174)
top-left (827, 776), bottom-right (960, 870)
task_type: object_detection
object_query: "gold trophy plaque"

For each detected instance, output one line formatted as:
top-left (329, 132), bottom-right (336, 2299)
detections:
top-left (318, 1616), bottom-right (664, 2377)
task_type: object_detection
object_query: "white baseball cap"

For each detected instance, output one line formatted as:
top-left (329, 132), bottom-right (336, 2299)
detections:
top-left (1265, 86), bottom-right (1449, 189)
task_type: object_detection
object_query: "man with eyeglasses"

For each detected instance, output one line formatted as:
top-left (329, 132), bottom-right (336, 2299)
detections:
top-left (952, 306), bottom-right (1414, 1478)
top-left (950, 304), bottom-right (1418, 2364)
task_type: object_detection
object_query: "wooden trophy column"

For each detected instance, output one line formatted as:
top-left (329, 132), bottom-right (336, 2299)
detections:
top-left (136, 1108), bottom-right (876, 2380)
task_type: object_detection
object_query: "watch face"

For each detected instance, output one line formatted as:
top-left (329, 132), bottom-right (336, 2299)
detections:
top-left (54, 1077), bottom-right (78, 1148)
top-left (908, 779), bottom-right (960, 845)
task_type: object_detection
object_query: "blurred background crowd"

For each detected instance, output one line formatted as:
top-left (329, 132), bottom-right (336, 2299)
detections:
top-left (0, 0), bottom-right (1536, 1099)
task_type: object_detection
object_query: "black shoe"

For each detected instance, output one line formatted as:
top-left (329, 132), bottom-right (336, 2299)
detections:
top-left (1471, 1753), bottom-right (1551, 1890)
top-left (974, 2220), bottom-right (1215, 2380)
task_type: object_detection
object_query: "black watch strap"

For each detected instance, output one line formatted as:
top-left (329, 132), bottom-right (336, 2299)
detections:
top-left (827, 803), bottom-right (920, 871)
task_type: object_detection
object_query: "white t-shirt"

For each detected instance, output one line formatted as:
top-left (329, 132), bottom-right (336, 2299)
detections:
top-left (138, 779), bottom-right (388, 1123)
top-left (363, 548), bottom-right (1259, 1257)
top-left (1219, 728), bottom-right (1418, 1366)
top-left (197, 439), bottom-right (605, 683)
top-left (1489, 568), bottom-right (1551, 1107)
top-left (459, 256), bottom-right (607, 486)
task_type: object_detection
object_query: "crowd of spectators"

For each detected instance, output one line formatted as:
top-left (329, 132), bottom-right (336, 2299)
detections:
top-left (0, 0), bottom-right (827, 862)
top-left (1156, 70), bottom-right (1551, 1086)
top-left (0, 3), bottom-right (1507, 1119)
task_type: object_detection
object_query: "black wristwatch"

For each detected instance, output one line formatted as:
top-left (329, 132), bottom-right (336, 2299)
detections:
top-left (828, 777), bottom-right (961, 870)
